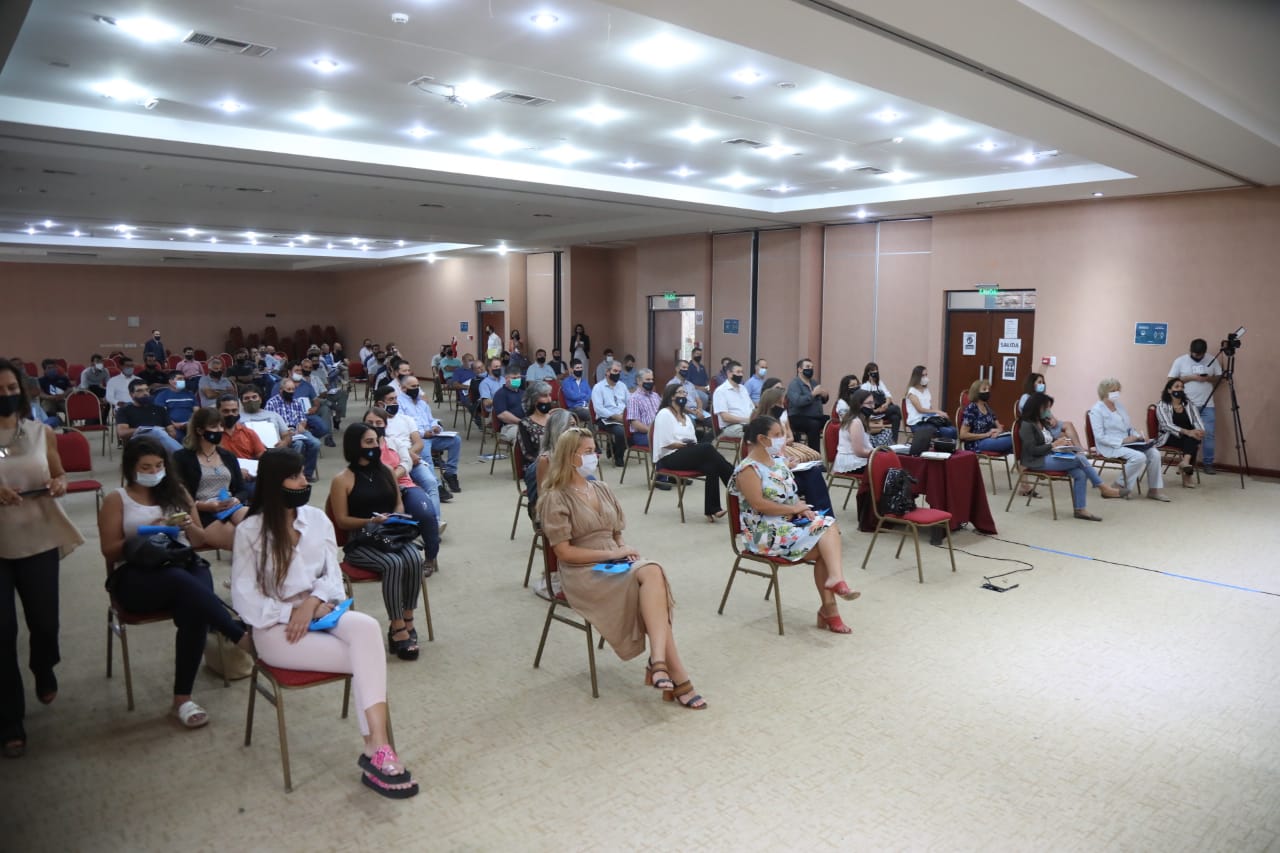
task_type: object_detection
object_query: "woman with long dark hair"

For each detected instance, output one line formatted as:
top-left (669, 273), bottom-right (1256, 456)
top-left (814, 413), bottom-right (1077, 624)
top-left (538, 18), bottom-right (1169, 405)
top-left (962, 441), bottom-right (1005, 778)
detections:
top-left (834, 389), bottom-right (875, 474)
top-left (232, 449), bottom-right (419, 799)
top-left (173, 407), bottom-right (250, 550)
top-left (327, 423), bottom-right (424, 660)
top-left (98, 437), bottom-right (251, 729)
top-left (651, 383), bottom-right (734, 522)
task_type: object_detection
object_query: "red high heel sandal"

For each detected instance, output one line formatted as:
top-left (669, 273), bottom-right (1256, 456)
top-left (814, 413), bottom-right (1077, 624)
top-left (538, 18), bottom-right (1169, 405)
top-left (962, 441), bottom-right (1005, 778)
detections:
top-left (816, 608), bottom-right (852, 634)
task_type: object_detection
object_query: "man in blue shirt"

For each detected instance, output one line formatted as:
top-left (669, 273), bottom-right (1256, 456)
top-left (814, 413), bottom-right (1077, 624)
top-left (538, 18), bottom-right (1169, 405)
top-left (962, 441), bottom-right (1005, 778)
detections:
top-left (561, 358), bottom-right (592, 423)
top-left (492, 365), bottom-right (526, 445)
top-left (288, 360), bottom-right (335, 446)
top-left (525, 349), bottom-right (556, 383)
top-left (478, 357), bottom-right (505, 416)
top-left (143, 329), bottom-right (166, 365)
top-left (265, 377), bottom-right (324, 481)
top-left (686, 346), bottom-right (710, 411)
top-left (154, 371), bottom-right (198, 439)
top-left (590, 362), bottom-right (629, 467)
top-left (745, 357), bottom-right (769, 404)
top-left (617, 354), bottom-right (639, 391)
top-left (398, 374), bottom-right (464, 496)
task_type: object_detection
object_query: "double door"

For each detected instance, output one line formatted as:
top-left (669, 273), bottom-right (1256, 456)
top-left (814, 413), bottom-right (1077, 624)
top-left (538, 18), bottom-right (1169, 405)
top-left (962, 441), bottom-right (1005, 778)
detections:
top-left (943, 310), bottom-right (1035, 423)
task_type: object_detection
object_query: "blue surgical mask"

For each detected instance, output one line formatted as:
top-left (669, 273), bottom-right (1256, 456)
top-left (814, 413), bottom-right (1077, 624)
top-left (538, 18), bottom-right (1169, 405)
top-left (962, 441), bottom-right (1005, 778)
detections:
top-left (174, 379), bottom-right (185, 391)
top-left (135, 470), bottom-right (165, 488)
top-left (1035, 383), bottom-right (1046, 393)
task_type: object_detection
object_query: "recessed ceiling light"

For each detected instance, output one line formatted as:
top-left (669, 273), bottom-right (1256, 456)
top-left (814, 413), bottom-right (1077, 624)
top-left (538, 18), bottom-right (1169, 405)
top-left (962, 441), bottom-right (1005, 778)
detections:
top-left (360, 245), bottom-right (369, 252)
top-left (41, 219), bottom-right (56, 228)
top-left (248, 237), bottom-right (258, 245)
top-left (71, 229), bottom-right (83, 237)
top-left (297, 234), bottom-right (313, 243)
top-left (977, 140), bottom-right (999, 152)
top-left (390, 12), bottom-right (409, 24)
top-left (287, 241), bottom-right (296, 248)
top-left (426, 253), bottom-right (438, 263)
top-left (911, 120), bottom-right (968, 143)
top-left (714, 173), bottom-right (760, 190)
top-left (312, 58), bottom-right (340, 73)
top-left (181, 228), bottom-right (200, 237)
top-left (123, 232), bottom-right (134, 240)
top-left (891, 136), bottom-right (904, 144)
top-left (455, 80), bottom-right (502, 102)
top-left (873, 108), bottom-right (902, 123)
top-left (326, 242), bottom-right (334, 249)
top-left (628, 32), bottom-right (702, 69)
top-left (209, 237), bottom-right (218, 244)
top-left (541, 143), bottom-right (591, 165)
top-left (112, 224), bottom-right (134, 232)
top-left (348, 237), bottom-right (362, 245)
top-left (854, 209), bottom-right (868, 219)
top-left (406, 126), bottom-right (434, 139)
top-left (396, 240), bottom-right (405, 247)
top-left (294, 107), bottom-right (350, 131)
top-left (575, 104), bottom-right (624, 125)
top-left (791, 84), bottom-right (857, 111)
top-left (1092, 192), bottom-right (1104, 197)
top-left (1014, 151), bottom-right (1037, 165)
top-left (218, 99), bottom-right (244, 114)
top-left (244, 231), bottom-right (260, 239)
top-left (92, 78), bottom-right (152, 103)
top-left (823, 157), bottom-right (858, 172)
top-left (731, 67), bottom-right (764, 84)
top-left (496, 242), bottom-right (510, 256)
top-left (469, 133), bottom-right (524, 156)
top-left (530, 12), bottom-right (560, 29)
top-left (672, 123), bottom-right (717, 144)
top-left (672, 166), bottom-right (696, 178)
top-left (24, 226), bottom-right (36, 235)
top-left (755, 143), bottom-right (798, 160)
top-left (617, 159), bottom-right (647, 171)
top-left (112, 17), bottom-right (180, 42)
top-left (768, 184), bottom-right (793, 193)
top-left (877, 170), bottom-right (913, 182)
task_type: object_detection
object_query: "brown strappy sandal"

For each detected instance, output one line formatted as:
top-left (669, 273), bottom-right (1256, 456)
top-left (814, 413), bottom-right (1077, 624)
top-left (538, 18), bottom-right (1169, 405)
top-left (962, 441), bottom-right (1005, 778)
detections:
top-left (644, 659), bottom-right (674, 691)
top-left (664, 680), bottom-right (707, 710)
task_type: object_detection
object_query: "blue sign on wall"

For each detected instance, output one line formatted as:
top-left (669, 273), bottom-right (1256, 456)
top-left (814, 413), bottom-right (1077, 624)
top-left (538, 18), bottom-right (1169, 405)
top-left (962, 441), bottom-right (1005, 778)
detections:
top-left (1134, 322), bottom-right (1168, 345)
top-left (460, 321), bottom-right (469, 332)
top-left (723, 318), bottom-right (739, 335)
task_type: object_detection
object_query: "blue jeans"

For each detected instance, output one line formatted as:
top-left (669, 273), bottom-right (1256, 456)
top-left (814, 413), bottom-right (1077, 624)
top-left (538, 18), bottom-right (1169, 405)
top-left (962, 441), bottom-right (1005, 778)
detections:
top-left (1038, 454), bottom-right (1103, 509)
top-left (425, 433), bottom-right (462, 476)
top-left (400, 487), bottom-right (440, 560)
top-left (972, 435), bottom-right (1013, 454)
top-left (290, 432), bottom-right (321, 476)
top-left (305, 413), bottom-right (331, 438)
top-left (1199, 406), bottom-right (1215, 464)
top-left (630, 433), bottom-right (649, 448)
top-left (132, 426), bottom-right (182, 454)
top-left (409, 461), bottom-right (441, 517)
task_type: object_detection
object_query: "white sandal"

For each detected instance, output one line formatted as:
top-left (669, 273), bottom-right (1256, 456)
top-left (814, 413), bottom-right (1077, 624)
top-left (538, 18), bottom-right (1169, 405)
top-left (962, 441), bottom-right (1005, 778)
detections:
top-left (172, 700), bottom-right (209, 729)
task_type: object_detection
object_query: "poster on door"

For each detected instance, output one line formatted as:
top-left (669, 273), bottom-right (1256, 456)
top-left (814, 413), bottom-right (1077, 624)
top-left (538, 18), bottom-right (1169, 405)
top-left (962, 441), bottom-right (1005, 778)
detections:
top-left (1001, 356), bottom-right (1018, 381)
top-left (997, 338), bottom-right (1022, 353)
top-left (1003, 318), bottom-right (1019, 338)
top-left (962, 332), bottom-right (977, 356)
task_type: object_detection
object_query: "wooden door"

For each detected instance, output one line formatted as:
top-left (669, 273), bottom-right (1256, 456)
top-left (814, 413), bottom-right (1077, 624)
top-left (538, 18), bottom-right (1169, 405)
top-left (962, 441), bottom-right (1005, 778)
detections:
top-left (986, 311), bottom-right (1034, 420)
top-left (943, 309), bottom-right (1035, 421)
top-left (479, 310), bottom-right (505, 357)
top-left (944, 311), bottom-right (990, 416)
top-left (651, 310), bottom-right (686, 386)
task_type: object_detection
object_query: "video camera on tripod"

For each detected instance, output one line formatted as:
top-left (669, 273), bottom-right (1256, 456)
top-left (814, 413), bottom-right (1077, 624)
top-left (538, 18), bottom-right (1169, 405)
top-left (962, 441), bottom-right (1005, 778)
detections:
top-left (1215, 326), bottom-right (1248, 486)
top-left (1220, 326), bottom-right (1245, 358)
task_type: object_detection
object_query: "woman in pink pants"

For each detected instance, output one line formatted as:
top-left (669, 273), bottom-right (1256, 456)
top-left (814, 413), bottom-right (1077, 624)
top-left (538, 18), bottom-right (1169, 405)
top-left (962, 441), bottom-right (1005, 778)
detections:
top-left (231, 448), bottom-right (419, 799)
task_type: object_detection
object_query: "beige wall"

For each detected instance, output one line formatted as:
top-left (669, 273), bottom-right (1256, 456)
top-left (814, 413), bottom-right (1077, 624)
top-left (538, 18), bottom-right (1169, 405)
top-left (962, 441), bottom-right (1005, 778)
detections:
top-left (710, 232), bottom-right (753, 369)
top-left (525, 253), bottom-right (556, 358)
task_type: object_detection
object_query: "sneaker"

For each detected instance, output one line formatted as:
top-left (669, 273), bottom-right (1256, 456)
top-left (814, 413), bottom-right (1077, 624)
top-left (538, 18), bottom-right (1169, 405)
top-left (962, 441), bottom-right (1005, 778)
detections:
top-left (444, 473), bottom-right (461, 493)
top-left (323, 435), bottom-right (336, 447)
top-left (439, 521), bottom-right (447, 537)
top-left (653, 474), bottom-right (673, 491)
top-left (1201, 463), bottom-right (1217, 475)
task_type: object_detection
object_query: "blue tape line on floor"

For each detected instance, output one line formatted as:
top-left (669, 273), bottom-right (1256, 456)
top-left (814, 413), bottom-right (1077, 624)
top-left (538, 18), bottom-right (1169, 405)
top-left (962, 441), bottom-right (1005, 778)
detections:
top-left (1023, 544), bottom-right (1093, 560)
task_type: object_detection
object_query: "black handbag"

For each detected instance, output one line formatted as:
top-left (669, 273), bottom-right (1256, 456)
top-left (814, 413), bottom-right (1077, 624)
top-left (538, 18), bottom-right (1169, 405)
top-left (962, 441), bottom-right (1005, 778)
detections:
top-left (106, 533), bottom-right (210, 593)
top-left (878, 468), bottom-right (919, 516)
top-left (348, 518), bottom-right (420, 553)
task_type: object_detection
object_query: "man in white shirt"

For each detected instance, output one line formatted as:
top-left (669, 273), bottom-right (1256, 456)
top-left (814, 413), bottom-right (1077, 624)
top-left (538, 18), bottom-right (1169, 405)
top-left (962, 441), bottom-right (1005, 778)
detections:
top-left (711, 360), bottom-right (753, 438)
top-left (398, 374), bottom-right (463, 496)
top-left (1168, 337), bottom-right (1223, 473)
top-left (105, 357), bottom-right (137, 410)
top-left (590, 362), bottom-right (629, 467)
top-left (374, 383), bottom-right (450, 515)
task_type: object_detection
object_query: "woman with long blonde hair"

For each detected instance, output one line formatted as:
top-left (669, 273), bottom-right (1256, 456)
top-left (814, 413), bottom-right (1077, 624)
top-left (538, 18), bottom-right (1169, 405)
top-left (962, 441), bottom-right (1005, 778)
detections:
top-left (538, 428), bottom-right (706, 709)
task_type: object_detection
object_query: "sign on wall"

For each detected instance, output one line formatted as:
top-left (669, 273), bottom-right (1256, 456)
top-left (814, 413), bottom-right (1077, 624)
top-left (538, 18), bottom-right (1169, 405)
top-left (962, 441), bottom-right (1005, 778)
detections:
top-left (723, 319), bottom-right (739, 335)
top-left (460, 321), bottom-right (469, 332)
top-left (997, 338), bottom-right (1022, 354)
top-left (1001, 356), bottom-right (1018, 381)
top-left (1134, 322), bottom-right (1168, 345)
top-left (962, 332), bottom-right (977, 356)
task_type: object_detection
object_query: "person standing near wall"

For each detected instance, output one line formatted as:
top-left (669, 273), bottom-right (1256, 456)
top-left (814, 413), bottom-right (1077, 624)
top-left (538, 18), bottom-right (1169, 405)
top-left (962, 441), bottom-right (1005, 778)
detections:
top-left (1167, 338), bottom-right (1222, 474)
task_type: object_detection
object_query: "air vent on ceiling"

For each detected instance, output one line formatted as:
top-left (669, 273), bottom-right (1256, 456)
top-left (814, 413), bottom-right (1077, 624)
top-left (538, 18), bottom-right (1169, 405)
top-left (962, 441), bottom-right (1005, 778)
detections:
top-left (975, 199), bottom-right (1014, 207)
top-left (854, 166), bottom-right (887, 174)
top-left (234, 186), bottom-right (271, 193)
top-left (163, 256), bottom-right (205, 263)
top-left (722, 138), bottom-right (766, 148)
top-left (183, 31), bottom-right (275, 57)
top-left (45, 250), bottom-right (97, 259)
top-left (489, 91), bottom-right (553, 107)
top-left (418, 203), bottom-right (446, 208)
top-left (42, 168), bottom-right (78, 176)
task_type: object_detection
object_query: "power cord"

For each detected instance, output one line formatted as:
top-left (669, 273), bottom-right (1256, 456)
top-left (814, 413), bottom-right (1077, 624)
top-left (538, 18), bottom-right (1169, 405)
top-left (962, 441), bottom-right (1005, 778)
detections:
top-left (927, 528), bottom-right (1034, 585)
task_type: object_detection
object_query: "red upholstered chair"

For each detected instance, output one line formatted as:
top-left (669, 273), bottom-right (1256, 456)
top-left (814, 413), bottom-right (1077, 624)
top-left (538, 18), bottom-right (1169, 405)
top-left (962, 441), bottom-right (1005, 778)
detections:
top-left (545, 379), bottom-right (561, 406)
top-left (620, 415), bottom-right (651, 485)
top-left (54, 358), bottom-right (68, 372)
top-left (23, 361), bottom-right (38, 377)
top-left (55, 427), bottom-right (105, 511)
top-left (510, 442), bottom-right (532, 540)
top-left (1004, 420), bottom-right (1075, 520)
top-left (955, 403), bottom-right (1012, 495)
top-left (860, 447), bottom-right (957, 584)
top-left (64, 390), bottom-right (111, 456)
top-left (642, 445), bottom-right (705, 523)
top-left (532, 542), bottom-right (604, 698)
top-left (67, 363), bottom-right (85, 384)
top-left (1084, 415), bottom-right (1142, 494)
top-left (481, 409), bottom-right (514, 476)
top-left (193, 349), bottom-right (208, 361)
top-left (166, 354), bottom-right (182, 370)
top-left (717, 494), bottom-right (817, 635)
top-left (822, 418), bottom-right (863, 510)
top-left (711, 411), bottom-right (742, 457)
top-left (1148, 404), bottom-right (1198, 483)
top-left (326, 500), bottom-right (433, 642)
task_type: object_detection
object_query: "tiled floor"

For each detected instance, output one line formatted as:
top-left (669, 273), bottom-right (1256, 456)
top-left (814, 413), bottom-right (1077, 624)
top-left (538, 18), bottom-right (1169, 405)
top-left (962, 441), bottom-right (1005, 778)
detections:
top-left (2, 418), bottom-right (1278, 852)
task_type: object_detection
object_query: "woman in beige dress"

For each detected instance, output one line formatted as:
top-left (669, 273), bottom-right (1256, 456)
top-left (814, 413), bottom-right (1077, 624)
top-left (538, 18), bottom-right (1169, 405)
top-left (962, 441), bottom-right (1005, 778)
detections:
top-left (538, 428), bottom-right (706, 710)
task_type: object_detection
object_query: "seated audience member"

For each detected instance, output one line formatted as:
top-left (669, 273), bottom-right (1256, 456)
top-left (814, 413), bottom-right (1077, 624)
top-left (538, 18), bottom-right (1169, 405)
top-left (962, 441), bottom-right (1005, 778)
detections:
top-left (197, 357), bottom-right (234, 409)
top-left (560, 358), bottom-right (592, 423)
top-left (1021, 393), bottom-right (1124, 520)
top-left (651, 384), bottom-right (734, 521)
top-left (492, 364), bottom-right (526, 445)
top-left (960, 379), bottom-right (1013, 454)
top-left (397, 374), bottom-right (462, 496)
top-left (666, 359), bottom-right (712, 441)
top-left (231, 448), bottom-right (419, 800)
top-left (529, 409), bottom-right (581, 517)
top-left (227, 349), bottom-right (255, 391)
top-left (98, 437), bottom-right (252, 728)
top-left (173, 408), bottom-right (250, 549)
top-left (715, 357), bottom-right (734, 387)
top-left (516, 381), bottom-right (554, 463)
top-left (547, 348), bottom-right (568, 379)
top-left (374, 383), bottom-right (446, 512)
top-left (176, 348), bottom-right (203, 380)
top-left (834, 389), bottom-right (876, 474)
top-left (22, 374), bottom-right (59, 428)
top-left (730, 416), bottom-right (860, 634)
top-left (287, 360), bottom-right (334, 446)
top-left (155, 371), bottom-right (198, 439)
top-left (302, 355), bottom-right (348, 432)
top-left (745, 358), bottom-right (769, 404)
top-left (833, 374), bottom-right (859, 420)
top-left (1018, 373), bottom-right (1082, 447)
top-left (265, 378), bottom-right (323, 482)
top-left (143, 329), bottom-right (166, 365)
top-left (786, 358), bottom-right (830, 450)
top-left (711, 360), bottom-right (753, 439)
top-left (117, 379), bottom-right (182, 453)
top-left (539, 428), bottom-right (706, 710)
top-left (105, 357), bottom-right (137, 410)
top-left (750, 386), bottom-right (832, 512)
top-left (859, 362), bottom-right (902, 439)
top-left (217, 394), bottom-right (266, 473)
top-left (438, 345), bottom-right (460, 383)
top-left (617, 355), bottom-right (639, 391)
top-left (363, 408), bottom-right (440, 573)
top-left (328, 424), bottom-right (425, 661)
top-left (1088, 378), bottom-right (1167, 502)
top-left (262, 346), bottom-right (283, 374)
top-left (137, 354), bottom-right (169, 392)
top-left (625, 370), bottom-right (662, 448)
top-left (79, 354), bottom-right (111, 398)
top-left (36, 360), bottom-right (71, 417)
top-left (525, 349), bottom-right (557, 383)
top-left (358, 339), bottom-right (375, 366)
top-left (591, 361), bottom-right (630, 467)
top-left (685, 347), bottom-right (710, 410)
top-left (594, 348), bottom-right (617, 383)
top-left (904, 365), bottom-right (957, 439)
top-left (447, 354), bottom-right (478, 420)
top-left (1155, 378), bottom-right (1205, 489)
top-left (478, 358), bottom-right (505, 419)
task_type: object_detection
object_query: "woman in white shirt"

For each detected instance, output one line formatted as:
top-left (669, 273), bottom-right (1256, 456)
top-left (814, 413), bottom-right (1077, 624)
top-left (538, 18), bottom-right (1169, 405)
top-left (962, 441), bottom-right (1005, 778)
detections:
top-left (903, 365), bottom-right (956, 439)
top-left (1087, 378), bottom-right (1167, 501)
top-left (232, 448), bottom-right (419, 799)
top-left (859, 361), bottom-right (902, 438)
top-left (651, 384), bottom-right (734, 522)
top-left (833, 389), bottom-right (875, 473)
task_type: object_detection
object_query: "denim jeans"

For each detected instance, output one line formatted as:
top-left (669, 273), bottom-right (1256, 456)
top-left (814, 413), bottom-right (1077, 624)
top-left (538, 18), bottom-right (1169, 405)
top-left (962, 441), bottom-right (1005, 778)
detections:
top-left (1199, 406), bottom-right (1216, 464)
top-left (1038, 454), bottom-right (1103, 509)
top-left (410, 461), bottom-right (442, 517)
top-left (305, 410), bottom-right (331, 438)
top-left (972, 435), bottom-right (1013, 454)
top-left (132, 426), bottom-right (183, 454)
top-left (290, 432), bottom-right (321, 476)
top-left (399, 487), bottom-right (440, 560)
top-left (423, 433), bottom-right (462, 476)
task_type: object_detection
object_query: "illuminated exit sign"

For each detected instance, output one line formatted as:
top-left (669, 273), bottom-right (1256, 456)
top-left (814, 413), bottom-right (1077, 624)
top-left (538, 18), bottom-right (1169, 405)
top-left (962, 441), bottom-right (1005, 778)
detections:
top-left (976, 284), bottom-right (1000, 296)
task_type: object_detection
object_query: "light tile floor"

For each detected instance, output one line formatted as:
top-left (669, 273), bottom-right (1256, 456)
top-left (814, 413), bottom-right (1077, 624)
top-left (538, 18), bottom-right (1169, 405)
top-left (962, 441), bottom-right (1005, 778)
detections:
top-left (1, 422), bottom-right (1277, 852)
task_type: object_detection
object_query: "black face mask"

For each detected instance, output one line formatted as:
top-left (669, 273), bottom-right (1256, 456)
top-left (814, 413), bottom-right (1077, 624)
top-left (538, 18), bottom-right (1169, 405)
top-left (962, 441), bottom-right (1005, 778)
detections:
top-left (360, 446), bottom-right (380, 462)
top-left (280, 391), bottom-right (294, 402)
top-left (678, 369), bottom-right (688, 378)
top-left (674, 398), bottom-right (688, 409)
top-left (692, 355), bottom-right (702, 363)
top-left (1190, 354), bottom-right (1204, 363)
top-left (1171, 390), bottom-right (1185, 400)
top-left (0, 393), bottom-right (22, 417)
top-left (537, 357), bottom-right (546, 364)
top-left (491, 369), bottom-right (502, 378)
top-left (134, 395), bottom-right (152, 407)
top-left (870, 372), bottom-right (880, 382)
top-left (978, 392), bottom-right (991, 401)
top-left (862, 405), bottom-right (875, 414)
top-left (730, 374), bottom-right (743, 384)
top-left (608, 373), bottom-right (621, 383)
top-left (642, 381), bottom-right (654, 392)
top-left (384, 403), bottom-right (399, 417)
top-left (405, 386), bottom-right (420, 400)
top-left (770, 406), bottom-right (785, 419)
top-left (302, 369), bottom-right (311, 376)
top-left (183, 354), bottom-right (194, 361)
top-left (209, 371), bottom-right (223, 379)
top-left (802, 368), bottom-right (814, 379)
top-left (281, 485), bottom-right (311, 509)
top-left (372, 425), bottom-right (387, 439)
top-left (203, 430), bottom-right (223, 445)
top-left (572, 369), bottom-right (583, 377)
top-left (221, 415), bottom-right (239, 429)
top-left (535, 402), bottom-right (553, 414)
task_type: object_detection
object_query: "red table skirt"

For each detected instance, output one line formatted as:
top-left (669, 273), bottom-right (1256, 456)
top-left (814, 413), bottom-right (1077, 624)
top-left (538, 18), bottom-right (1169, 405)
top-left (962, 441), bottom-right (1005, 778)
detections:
top-left (857, 450), bottom-right (997, 534)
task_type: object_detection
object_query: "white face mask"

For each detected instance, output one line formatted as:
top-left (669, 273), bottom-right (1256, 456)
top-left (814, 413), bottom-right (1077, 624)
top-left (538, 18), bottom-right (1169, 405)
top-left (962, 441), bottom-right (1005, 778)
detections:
top-left (291, 373), bottom-right (304, 382)
top-left (757, 368), bottom-right (767, 377)
top-left (1108, 390), bottom-right (1121, 401)
top-left (576, 452), bottom-right (599, 478)
top-left (768, 436), bottom-right (787, 457)
top-left (920, 376), bottom-right (930, 387)
top-left (136, 470), bottom-right (165, 488)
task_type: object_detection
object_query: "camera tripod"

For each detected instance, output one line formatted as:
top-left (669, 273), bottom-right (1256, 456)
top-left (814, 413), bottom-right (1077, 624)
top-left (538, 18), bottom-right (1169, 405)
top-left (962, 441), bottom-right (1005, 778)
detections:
top-left (1211, 347), bottom-right (1249, 489)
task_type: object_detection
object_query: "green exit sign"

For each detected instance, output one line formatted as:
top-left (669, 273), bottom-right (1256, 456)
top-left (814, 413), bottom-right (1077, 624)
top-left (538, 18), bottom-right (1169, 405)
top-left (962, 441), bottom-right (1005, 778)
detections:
top-left (484, 297), bottom-right (494, 304)
top-left (664, 291), bottom-right (677, 301)
top-left (977, 286), bottom-right (1000, 296)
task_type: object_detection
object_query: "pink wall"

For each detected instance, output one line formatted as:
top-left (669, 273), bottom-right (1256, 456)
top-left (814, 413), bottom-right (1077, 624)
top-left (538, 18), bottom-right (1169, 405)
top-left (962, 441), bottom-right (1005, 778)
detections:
top-left (525, 253), bottom-right (556, 357)
top-left (710, 232), bottom-right (753, 369)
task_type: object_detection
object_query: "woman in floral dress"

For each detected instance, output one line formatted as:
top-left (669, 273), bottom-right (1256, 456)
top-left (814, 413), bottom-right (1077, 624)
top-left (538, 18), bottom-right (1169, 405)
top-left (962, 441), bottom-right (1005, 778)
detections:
top-left (729, 416), bottom-right (861, 634)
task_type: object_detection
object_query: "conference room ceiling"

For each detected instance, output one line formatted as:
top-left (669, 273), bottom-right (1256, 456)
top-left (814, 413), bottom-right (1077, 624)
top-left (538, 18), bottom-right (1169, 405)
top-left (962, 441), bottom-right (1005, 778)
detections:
top-left (0, 0), bottom-right (1275, 269)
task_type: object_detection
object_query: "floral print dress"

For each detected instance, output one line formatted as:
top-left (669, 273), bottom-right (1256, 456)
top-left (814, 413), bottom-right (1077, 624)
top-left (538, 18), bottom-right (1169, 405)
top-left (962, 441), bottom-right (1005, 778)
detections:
top-left (729, 458), bottom-right (835, 560)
